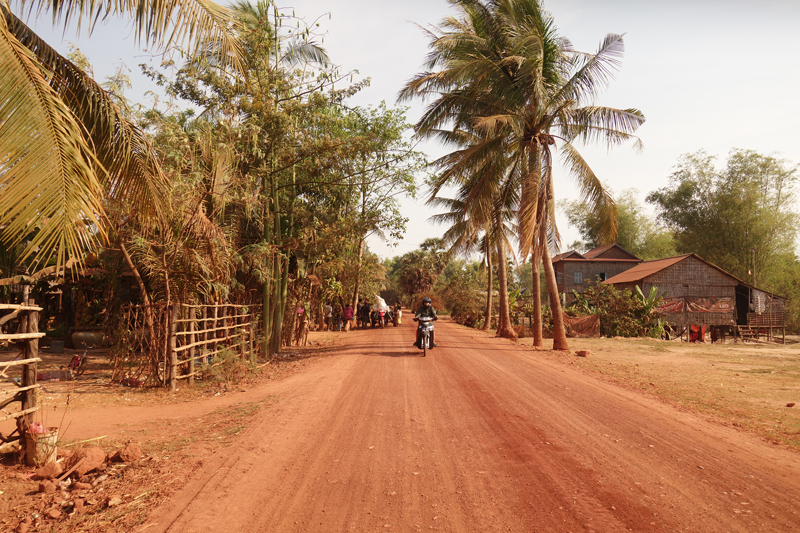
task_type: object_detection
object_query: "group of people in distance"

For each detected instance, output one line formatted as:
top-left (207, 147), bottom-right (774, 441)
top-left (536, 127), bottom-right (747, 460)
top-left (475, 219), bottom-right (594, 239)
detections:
top-left (322, 302), bottom-right (354, 332)
top-left (318, 297), bottom-right (439, 349)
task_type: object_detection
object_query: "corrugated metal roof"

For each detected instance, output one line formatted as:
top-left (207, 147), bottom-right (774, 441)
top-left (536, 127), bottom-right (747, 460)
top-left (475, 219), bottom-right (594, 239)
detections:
top-left (583, 244), bottom-right (613, 259)
top-left (552, 250), bottom-right (585, 262)
top-left (556, 257), bottom-right (641, 262)
top-left (603, 254), bottom-right (692, 284)
top-left (603, 253), bottom-right (788, 300)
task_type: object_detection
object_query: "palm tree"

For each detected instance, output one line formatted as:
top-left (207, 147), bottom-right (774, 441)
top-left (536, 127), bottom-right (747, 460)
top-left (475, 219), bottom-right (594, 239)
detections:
top-left (0, 0), bottom-right (243, 269)
top-left (424, 125), bottom-right (520, 340)
top-left (430, 192), bottom-right (516, 334)
top-left (401, 0), bottom-right (644, 349)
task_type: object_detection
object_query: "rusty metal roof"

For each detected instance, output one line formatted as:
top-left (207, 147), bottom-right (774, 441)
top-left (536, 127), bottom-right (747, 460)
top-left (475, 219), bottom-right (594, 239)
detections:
top-left (552, 250), bottom-right (586, 262)
top-left (583, 244), bottom-right (614, 258)
top-left (603, 253), bottom-right (788, 300)
top-left (603, 254), bottom-right (693, 284)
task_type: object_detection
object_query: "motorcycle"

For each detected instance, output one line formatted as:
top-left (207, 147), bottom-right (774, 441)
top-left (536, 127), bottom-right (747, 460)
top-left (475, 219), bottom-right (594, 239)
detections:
top-left (67, 350), bottom-right (89, 377)
top-left (414, 316), bottom-right (436, 357)
top-left (371, 308), bottom-right (387, 328)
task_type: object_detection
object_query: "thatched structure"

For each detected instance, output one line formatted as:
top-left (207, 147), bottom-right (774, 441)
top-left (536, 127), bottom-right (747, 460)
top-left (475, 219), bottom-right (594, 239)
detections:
top-left (604, 254), bottom-right (787, 342)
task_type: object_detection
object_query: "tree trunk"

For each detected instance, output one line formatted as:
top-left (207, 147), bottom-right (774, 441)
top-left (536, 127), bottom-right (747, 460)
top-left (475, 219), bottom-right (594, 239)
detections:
top-left (351, 237), bottom-right (365, 309)
top-left (269, 175), bottom-right (283, 355)
top-left (481, 243), bottom-right (493, 332)
top-left (494, 225), bottom-right (518, 341)
top-left (262, 174), bottom-right (273, 358)
top-left (118, 239), bottom-right (157, 356)
top-left (531, 252), bottom-right (544, 349)
top-left (542, 238), bottom-right (569, 351)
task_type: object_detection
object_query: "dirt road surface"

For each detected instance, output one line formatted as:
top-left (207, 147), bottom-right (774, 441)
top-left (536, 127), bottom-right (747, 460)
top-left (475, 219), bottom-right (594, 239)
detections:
top-left (134, 319), bottom-right (800, 532)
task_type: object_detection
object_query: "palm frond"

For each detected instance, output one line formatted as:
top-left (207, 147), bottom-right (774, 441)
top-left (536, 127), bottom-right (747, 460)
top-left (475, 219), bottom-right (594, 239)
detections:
top-left (5, 8), bottom-right (169, 224)
top-left (0, 8), bottom-right (104, 266)
top-left (43, 0), bottom-right (245, 73)
top-left (559, 140), bottom-right (618, 244)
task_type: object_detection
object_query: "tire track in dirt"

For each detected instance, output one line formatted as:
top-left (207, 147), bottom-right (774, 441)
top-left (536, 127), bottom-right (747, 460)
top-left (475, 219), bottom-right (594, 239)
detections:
top-left (146, 319), bottom-right (800, 533)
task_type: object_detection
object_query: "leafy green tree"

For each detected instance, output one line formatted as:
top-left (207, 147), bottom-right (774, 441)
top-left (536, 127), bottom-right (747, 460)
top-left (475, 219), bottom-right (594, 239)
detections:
top-left (396, 247), bottom-right (448, 299)
top-left (561, 189), bottom-right (676, 260)
top-left (438, 261), bottom-right (485, 327)
top-left (646, 149), bottom-right (798, 285)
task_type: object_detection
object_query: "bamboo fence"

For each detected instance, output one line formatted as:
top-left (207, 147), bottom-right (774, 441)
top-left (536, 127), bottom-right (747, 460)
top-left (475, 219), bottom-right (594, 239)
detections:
top-left (118, 302), bottom-right (262, 389)
top-left (0, 300), bottom-right (43, 443)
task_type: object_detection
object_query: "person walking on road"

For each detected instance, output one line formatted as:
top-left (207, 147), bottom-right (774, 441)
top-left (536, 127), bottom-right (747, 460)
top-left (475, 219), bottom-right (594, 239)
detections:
top-left (324, 302), bottom-right (333, 331)
top-left (343, 304), bottom-right (354, 332)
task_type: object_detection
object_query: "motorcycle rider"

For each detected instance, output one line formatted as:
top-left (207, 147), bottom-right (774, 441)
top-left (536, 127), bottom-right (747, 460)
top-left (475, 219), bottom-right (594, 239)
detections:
top-left (412, 297), bottom-right (438, 349)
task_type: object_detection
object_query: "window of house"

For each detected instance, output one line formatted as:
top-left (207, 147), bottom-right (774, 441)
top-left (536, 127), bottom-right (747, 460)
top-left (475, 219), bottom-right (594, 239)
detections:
top-left (557, 272), bottom-right (562, 284)
top-left (598, 272), bottom-right (607, 281)
top-left (574, 272), bottom-right (583, 284)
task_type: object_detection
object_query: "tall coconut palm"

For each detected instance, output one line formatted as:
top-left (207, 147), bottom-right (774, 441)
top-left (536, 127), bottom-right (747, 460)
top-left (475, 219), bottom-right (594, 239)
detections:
top-left (430, 189), bottom-right (517, 335)
top-left (0, 0), bottom-right (243, 269)
top-left (424, 123), bottom-right (521, 339)
top-left (401, 0), bottom-right (644, 349)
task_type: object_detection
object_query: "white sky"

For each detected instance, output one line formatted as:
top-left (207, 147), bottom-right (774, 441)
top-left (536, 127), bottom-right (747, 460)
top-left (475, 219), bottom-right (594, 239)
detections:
top-left (16, 0), bottom-right (800, 259)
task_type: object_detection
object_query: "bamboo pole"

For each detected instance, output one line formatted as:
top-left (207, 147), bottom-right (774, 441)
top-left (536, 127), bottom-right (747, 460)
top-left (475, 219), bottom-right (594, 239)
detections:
top-left (168, 304), bottom-right (179, 391)
top-left (212, 305), bottom-right (219, 363)
top-left (188, 306), bottom-right (196, 385)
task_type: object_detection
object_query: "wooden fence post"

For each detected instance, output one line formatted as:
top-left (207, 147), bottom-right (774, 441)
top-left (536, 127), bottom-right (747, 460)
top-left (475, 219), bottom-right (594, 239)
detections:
top-left (18, 300), bottom-right (38, 435)
top-left (238, 307), bottom-right (245, 360)
top-left (188, 306), bottom-right (196, 385)
top-left (248, 307), bottom-right (255, 363)
top-left (168, 304), bottom-right (179, 391)
top-left (211, 305), bottom-right (219, 361)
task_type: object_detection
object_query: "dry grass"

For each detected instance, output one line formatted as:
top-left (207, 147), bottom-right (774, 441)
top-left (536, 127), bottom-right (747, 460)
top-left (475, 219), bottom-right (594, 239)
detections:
top-left (525, 335), bottom-right (800, 450)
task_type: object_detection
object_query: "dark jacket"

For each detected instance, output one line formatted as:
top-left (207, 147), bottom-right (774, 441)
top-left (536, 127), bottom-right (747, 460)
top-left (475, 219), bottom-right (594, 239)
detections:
top-left (415, 305), bottom-right (437, 319)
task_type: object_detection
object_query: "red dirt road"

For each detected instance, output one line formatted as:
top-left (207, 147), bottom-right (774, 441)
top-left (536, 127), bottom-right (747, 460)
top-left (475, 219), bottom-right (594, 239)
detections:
top-left (143, 319), bottom-right (800, 533)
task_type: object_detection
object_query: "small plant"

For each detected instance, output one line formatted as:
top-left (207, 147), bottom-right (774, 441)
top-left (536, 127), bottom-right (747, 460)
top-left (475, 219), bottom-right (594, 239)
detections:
top-left (45, 322), bottom-right (67, 338)
top-left (201, 345), bottom-right (254, 386)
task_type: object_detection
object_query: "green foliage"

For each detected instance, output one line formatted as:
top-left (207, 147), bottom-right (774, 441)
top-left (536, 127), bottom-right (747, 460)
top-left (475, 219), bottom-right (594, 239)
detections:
top-left (647, 149), bottom-right (798, 284)
top-left (202, 347), bottom-right (254, 386)
top-left (561, 189), bottom-right (676, 260)
top-left (438, 267), bottom-right (485, 327)
top-left (567, 283), bottom-right (663, 338)
top-left (396, 248), bottom-right (448, 298)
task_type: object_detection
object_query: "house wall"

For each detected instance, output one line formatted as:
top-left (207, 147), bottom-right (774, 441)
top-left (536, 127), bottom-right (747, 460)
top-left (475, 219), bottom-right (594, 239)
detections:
top-left (613, 256), bottom-right (737, 327)
top-left (561, 261), bottom-right (640, 301)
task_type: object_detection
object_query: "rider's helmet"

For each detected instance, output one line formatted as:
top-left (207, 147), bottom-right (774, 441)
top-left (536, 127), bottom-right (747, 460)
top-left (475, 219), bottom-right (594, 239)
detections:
top-left (422, 297), bottom-right (432, 306)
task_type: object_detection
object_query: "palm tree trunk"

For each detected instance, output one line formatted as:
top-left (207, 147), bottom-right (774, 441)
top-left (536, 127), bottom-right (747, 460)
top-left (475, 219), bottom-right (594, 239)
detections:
top-left (494, 220), bottom-right (517, 341)
top-left (531, 252), bottom-right (544, 348)
top-left (542, 239), bottom-right (569, 350)
top-left (118, 239), bottom-right (156, 349)
top-left (482, 247), bottom-right (493, 332)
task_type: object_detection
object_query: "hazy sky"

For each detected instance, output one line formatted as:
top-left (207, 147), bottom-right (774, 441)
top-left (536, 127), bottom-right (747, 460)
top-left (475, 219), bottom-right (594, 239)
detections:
top-left (18, 0), bottom-right (800, 259)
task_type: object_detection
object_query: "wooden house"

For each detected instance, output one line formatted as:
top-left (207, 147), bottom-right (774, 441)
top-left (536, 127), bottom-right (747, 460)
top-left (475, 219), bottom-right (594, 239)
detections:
top-left (552, 244), bottom-right (642, 303)
top-left (603, 253), bottom-right (787, 342)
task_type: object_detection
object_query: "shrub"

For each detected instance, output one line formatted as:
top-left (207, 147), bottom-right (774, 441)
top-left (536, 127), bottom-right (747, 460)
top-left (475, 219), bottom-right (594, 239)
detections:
top-left (438, 270), bottom-right (484, 327)
top-left (567, 283), bottom-right (663, 338)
